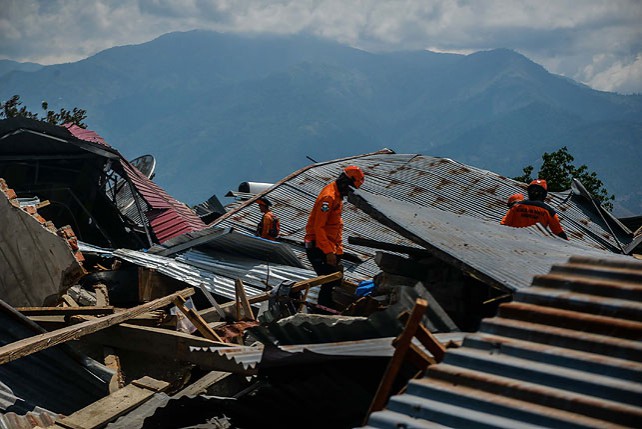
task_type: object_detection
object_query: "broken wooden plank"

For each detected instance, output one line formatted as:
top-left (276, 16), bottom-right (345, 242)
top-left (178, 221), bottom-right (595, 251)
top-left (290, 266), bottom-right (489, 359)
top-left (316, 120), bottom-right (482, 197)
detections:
top-left (103, 347), bottom-right (124, 393)
top-left (16, 306), bottom-right (115, 316)
top-left (93, 284), bottom-right (109, 307)
top-left (0, 288), bottom-right (195, 365)
top-left (173, 371), bottom-right (232, 398)
top-left (413, 322), bottom-right (446, 362)
top-left (54, 377), bottom-right (169, 429)
top-left (83, 323), bottom-right (238, 373)
top-left (199, 272), bottom-right (343, 322)
top-left (173, 295), bottom-right (224, 342)
top-left (234, 278), bottom-right (254, 321)
top-left (61, 294), bottom-right (79, 307)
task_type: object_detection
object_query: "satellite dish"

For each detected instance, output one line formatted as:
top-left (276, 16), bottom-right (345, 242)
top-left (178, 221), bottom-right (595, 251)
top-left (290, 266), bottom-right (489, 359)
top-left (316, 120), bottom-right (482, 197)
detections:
top-left (129, 154), bottom-right (156, 179)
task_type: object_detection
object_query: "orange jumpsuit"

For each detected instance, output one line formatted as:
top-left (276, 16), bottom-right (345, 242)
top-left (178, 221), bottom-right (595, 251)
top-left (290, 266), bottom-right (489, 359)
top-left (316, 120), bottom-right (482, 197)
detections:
top-left (305, 182), bottom-right (344, 255)
top-left (256, 211), bottom-right (278, 240)
top-left (501, 200), bottom-right (566, 238)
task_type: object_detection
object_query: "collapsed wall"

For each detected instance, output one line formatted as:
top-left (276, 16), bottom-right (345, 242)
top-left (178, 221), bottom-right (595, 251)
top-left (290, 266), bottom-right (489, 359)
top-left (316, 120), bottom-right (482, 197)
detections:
top-left (0, 178), bottom-right (85, 307)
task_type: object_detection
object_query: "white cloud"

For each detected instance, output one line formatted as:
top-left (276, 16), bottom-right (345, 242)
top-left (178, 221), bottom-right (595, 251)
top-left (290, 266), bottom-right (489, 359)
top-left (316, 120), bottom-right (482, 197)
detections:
top-left (1, 0), bottom-right (641, 93)
top-left (585, 53), bottom-right (642, 94)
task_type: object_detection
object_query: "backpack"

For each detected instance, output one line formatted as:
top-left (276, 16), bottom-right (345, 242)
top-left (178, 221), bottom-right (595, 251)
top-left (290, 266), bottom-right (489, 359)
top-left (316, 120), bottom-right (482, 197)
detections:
top-left (257, 212), bottom-right (280, 239)
top-left (268, 215), bottom-right (280, 239)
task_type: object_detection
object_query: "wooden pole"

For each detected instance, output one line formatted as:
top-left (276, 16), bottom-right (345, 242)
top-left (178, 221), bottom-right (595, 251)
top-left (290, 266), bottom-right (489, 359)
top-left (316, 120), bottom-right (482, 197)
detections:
top-left (173, 295), bottom-right (225, 342)
top-left (0, 288), bottom-right (195, 365)
top-left (16, 306), bottom-right (115, 316)
top-left (234, 278), bottom-right (255, 321)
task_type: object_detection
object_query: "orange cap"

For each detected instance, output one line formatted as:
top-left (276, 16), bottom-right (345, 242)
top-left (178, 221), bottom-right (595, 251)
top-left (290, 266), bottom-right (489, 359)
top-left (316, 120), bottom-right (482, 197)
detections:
top-left (507, 193), bottom-right (524, 205)
top-left (529, 179), bottom-right (547, 191)
top-left (344, 165), bottom-right (365, 189)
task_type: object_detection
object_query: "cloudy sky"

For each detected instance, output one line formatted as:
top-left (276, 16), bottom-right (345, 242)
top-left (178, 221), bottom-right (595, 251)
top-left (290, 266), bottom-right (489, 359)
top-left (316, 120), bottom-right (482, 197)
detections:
top-left (2, 0), bottom-right (641, 94)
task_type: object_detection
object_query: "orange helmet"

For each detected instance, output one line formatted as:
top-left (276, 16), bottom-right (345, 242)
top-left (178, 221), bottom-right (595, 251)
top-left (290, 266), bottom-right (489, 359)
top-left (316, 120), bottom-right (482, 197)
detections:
top-left (507, 193), bottom-right (524, 206)
top-left (529, 179), bottom-right (547, 191)
top-left (343, 165), bottom-right (365, 189)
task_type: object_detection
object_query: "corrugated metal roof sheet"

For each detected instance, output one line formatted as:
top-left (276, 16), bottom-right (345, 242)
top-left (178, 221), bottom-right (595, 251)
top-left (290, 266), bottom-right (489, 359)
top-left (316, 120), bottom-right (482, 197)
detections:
top-left (112, 248), bottom-right (317, 304)
top-left (351, 190), bottom-right (635, 291)
top-left (364, 255), bottom-right (642, 429)
top-left (206, 152), bottom-right (633, 285)
top-left (154, 227), bottom-right (304, 268)
top-left (188, 333), bottom-right (465, 375)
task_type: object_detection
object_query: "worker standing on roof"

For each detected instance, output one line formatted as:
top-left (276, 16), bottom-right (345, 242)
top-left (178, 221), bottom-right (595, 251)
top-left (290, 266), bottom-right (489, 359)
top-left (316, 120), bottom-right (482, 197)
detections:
top-left (501, 179), bottom-right (568, 240)
top-left (255, 197), bottom-right (280, 241)
top-left (304, 165), bottom-right (365, 309)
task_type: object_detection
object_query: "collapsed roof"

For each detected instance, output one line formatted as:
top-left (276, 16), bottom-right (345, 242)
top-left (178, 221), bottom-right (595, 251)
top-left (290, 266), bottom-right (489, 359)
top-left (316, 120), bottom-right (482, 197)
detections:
top-left (164, 150), bottom-right (638, 293)
top-left (0, 117), bottom-right (206, 248)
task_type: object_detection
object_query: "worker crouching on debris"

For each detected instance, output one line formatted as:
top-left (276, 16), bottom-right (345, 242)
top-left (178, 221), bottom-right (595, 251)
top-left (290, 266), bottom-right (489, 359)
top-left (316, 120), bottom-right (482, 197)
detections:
top-left (304, 165), bottom-right (365, 309)
top-left (255, 196), bottom-right (280, 241)
top-left (501, 179), bottom-right (568, 240)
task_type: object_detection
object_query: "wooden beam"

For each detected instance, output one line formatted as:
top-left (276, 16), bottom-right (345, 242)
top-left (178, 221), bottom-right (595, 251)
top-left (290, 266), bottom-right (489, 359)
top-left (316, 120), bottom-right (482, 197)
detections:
top-left (54, 376), bottom-right (169, 429)
top-left (61, 294), bottom-right (79, 307)
top-left (234, 279), bottom-right (254, 321)
top-left (199, 272), bottom-right (343, 322)
top-left (405, 342), bottom-right (436, 369)
top-left (173, 371), bottom-right (232, 398)
top-left (82, 323), bottom-right (243, 373)
top-left (16, 306), bottom-right (115, 316)
top-left (413, 322), bottom-right (446, 362)
top-left (0, 288), bottom-right (195, 365)
top-left (84, 323), bottom-right (224, 350)
top-left (173, 295), bottom-right (225, 342)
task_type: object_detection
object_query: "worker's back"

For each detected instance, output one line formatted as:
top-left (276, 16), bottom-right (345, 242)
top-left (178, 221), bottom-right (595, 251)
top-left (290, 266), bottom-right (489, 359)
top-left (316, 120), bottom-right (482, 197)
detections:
top-left (501, 179), bottom-right (568, 240)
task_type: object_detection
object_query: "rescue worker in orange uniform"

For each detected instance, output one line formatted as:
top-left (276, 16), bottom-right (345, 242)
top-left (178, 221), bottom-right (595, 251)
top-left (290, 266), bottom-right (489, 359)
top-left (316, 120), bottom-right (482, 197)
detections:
top-left (501, 179), bottom-right (568, 240)
top-left (304, 165), bottom-right (365, 309)
top-left (255, 196), bottom-right (279, 241)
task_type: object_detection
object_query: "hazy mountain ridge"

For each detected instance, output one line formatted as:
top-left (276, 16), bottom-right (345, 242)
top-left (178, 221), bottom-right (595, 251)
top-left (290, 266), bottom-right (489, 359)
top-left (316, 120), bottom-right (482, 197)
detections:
top-left (1, 30), bottom-right (640, 215)
top-left (0, 60), bottom-right (43, 78)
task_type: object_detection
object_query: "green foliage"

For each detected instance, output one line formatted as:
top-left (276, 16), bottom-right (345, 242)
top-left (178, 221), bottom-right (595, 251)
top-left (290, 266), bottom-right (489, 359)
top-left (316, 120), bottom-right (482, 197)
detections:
top-left (513, 146), bottom-right (615, 211)
top-left (0, 95), bottom-right (87, 128)
top-left (512, 165), bottom-right (533, 183)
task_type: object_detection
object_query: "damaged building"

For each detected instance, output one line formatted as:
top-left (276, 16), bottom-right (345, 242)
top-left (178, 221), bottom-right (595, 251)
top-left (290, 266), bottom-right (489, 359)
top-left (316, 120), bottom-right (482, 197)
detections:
top-left (0, 118), bottom-right (641, 428)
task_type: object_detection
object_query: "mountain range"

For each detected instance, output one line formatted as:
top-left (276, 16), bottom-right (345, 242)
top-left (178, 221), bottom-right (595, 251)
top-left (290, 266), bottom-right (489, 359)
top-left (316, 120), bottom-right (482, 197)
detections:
top-left (1, 30), bottom-right (641, 215)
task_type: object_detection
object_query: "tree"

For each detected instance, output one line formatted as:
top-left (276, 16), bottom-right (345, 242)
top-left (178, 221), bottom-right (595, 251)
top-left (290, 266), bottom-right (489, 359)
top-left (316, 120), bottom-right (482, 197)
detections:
top-left (513, 146), bottom-right (615, 211)
top-left (0, 95), bottom-right (87, 128)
